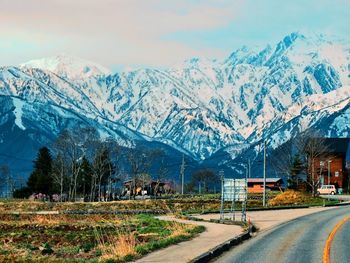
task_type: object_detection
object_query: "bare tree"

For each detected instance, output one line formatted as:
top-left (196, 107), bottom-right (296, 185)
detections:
top-left (52, 153), bottom-right (67, 201)
top-left (106, 139), bottom-right (122, 201)
top-left (53, 127), bottom-right (99, 201)
top-left (126, 147), bottom-right (160, 197)
top-left (92, 143), bottom-right (112, 201)
top-left (270, 139), bottom-right (303, 189)
top-left (191, 169), bottom-right (218, 193)
top-left (0, 165), bottom-right (13, 198)
top-left (154, 155), bottom-right (168, 197)
top-left (271, 141), bottom-right (295, 175)
top-left (296, 130), bottom-right (329, 196)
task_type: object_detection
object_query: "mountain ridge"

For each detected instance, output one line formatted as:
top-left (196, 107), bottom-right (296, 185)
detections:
top-left (0, 32), bottom-right (349, 177)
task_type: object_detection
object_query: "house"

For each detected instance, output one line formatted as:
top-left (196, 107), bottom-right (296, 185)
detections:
top-left (247, 178), bottom-right (284, 193)
top-left (312, 138), bottom-right (350, 191)
top-left (122, 179), bottom-right (175, 197)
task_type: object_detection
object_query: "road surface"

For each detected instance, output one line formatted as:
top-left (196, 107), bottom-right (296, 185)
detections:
top-left (214, 206), bottom-right (350, 263)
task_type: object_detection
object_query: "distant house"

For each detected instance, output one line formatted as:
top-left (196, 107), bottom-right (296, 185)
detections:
top-left (247, 178), bottom-right (284, 193)
top-left (122, 179), bottom-right (175, 197)
top-left (312, 138), bottom-right (350, 190)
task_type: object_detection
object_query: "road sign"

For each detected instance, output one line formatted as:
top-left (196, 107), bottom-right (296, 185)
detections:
top-left (223, 179), bottom-right (247, 202)
top-left (220, 177), bottom-right (248, 222)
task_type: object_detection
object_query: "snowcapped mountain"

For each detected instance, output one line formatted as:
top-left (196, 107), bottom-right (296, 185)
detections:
top-left (20, 54), bottom-right (111, 80)
top-left (0, 32), bottom-right (350, 176)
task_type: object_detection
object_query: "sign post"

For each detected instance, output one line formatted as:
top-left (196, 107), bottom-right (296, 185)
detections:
top-left (220, 177), bottom-right (248, 222)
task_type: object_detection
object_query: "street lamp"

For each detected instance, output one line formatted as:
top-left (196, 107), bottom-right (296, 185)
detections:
top-left (328, 160), bottom-right (332, 185)
top-left (320, 161), bottom-right (325, 186)
top-left (327, 160), bottom-right (332, 201)
top-left (263, 140), bottom-right (267, 207)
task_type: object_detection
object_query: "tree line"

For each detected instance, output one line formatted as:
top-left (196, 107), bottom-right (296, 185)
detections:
top-left (13, 127), bottom-right (164, 201)
top-left (10, 125), bottom-right (222, 201)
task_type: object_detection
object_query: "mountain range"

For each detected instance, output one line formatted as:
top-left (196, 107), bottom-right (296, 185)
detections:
top-left (0, 32), bottom-right (349, 179)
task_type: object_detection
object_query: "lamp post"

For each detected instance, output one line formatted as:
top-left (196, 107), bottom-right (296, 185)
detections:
top-left (320, 161), bottom-right (325, 186)
top-left (328, 160), bottom-right (332, 201)
top-left (328, 160), bottom-right (332, 185)
top-left (142, 173), bottom-right (145, 200)
top-left (263, 140), bottom-right (267, 207)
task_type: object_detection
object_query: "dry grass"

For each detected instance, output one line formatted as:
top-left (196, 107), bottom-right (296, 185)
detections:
top-left (94, 226), bottom-right (137, 261)
top-left (167, 222), bottom-right (192, 238)
top-left (0, 213), bottom-right (204, 262)
top-left (268, 190), bottom-right (314, 206)
top-left (33, 215), bottom-right (61, 225)
top-left (0, 214), bottom-right (122, 227)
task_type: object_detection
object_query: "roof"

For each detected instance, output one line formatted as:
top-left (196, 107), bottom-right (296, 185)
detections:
top-left (323, 138), bottom-right (350, 154)
top-left (248, 178), bottom-right (283, 183)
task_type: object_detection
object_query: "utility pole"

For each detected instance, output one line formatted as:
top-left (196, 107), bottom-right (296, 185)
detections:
top-left (142, 173), bottom-right (145, 199)
top-left (180, 154), bottom-right (185, 195)
top-left (219, 170), bottom-right (224, 222)
top-left (231, 179), bottom-right (236, 221)
top-left (328, 160), bottom-right (332, 201)
top-left (241, 163), bottom-right (248, 222)
top-left (263, 140), bottom-right (267, 207)
top-left (328, 160), bottom-right (332, 185)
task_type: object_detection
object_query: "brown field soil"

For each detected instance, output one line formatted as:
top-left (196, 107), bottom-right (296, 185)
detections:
top-left (0, 193), bottom-right (279, 214)
top-left (0, 213), bottom-right (204, 262)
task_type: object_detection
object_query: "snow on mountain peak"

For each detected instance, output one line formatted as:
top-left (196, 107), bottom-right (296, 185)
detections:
top-left (1, 32), bottom-right (349, 162)
top-left (20, 54), bottom-right (111, 80)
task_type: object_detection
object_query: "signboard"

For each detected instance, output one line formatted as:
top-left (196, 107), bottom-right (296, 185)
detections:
top-left (335, 171), bottom-right (339, 177)
top-left (222, 178), bottom-right (247, 202)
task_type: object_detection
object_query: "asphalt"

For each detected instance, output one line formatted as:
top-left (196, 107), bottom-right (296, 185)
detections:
top-left (214, 206), bottom-right (350, 263)
top-left (331, 217), bottom-right (350, 263)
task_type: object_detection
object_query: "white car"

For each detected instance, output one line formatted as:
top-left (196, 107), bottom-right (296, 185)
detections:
top-left (317, 185), bottom-right (336, 195)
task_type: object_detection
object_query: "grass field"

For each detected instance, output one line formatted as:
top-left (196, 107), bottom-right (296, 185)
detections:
top-left (0, 191), bottom-right (341, 262)
top-left (0, 191), bottom-right (340, 215)
top-left (0, 213), bottom-right (204, 262)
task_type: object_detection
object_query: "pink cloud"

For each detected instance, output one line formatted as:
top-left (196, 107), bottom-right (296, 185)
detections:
top-left (0, 0), bottom-right (240, 68)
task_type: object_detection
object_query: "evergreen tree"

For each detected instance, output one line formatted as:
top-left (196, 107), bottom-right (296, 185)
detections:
top-left (27, 147), bottom-right (53, 195)
top-left (77, 157), bottom-right (93, 199)
top-left (288, 154), bottom-right (303, 189)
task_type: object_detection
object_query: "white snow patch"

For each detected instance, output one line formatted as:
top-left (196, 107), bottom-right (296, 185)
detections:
top-left (12, 98), bottom-right (26, 130)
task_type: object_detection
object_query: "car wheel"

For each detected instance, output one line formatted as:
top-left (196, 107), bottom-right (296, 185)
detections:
top-left (331, 191), bottom-right (335, 195)
top-left (317, 191), bottom-right (320, 195)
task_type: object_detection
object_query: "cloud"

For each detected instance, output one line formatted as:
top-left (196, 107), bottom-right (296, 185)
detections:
top-left (0, 0), bottom-right (348, 69)
top-left (0, 0), bottom-right (240, 68)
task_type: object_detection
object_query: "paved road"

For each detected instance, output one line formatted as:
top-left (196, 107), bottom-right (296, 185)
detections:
top-left (214, 206), bottom-right (350, 263)
top-left (330, 216), bottom-right (350, 263)
top-left (134, 215), bottom-right (242, 263)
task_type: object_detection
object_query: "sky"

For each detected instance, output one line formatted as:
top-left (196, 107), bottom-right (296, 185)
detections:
top-left (0, 0), bottom-right (349, 71)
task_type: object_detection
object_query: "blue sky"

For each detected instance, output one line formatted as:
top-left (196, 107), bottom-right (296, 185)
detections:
top-left (0, 0), bottom-right (349, 71)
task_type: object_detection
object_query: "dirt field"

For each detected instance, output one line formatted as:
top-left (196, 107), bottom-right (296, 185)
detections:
top-left (0, 213), bottom-right (204, 262)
